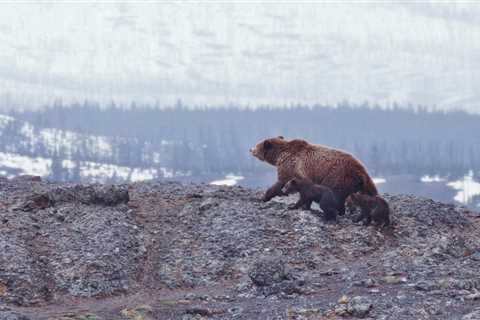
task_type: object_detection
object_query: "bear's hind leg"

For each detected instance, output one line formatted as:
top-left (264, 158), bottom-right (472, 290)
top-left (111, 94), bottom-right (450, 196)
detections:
top-left (301, 199), bottom-right (313, 210)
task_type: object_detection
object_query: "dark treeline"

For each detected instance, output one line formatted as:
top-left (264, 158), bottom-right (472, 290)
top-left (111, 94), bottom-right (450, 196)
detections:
top-left (12, 101), bottom-right (480, 178)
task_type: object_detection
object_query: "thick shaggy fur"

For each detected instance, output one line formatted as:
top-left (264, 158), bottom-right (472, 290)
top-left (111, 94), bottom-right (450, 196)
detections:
top-left (282, 177), bottom-right (339, 220)
top-left (250, 136), bottom-right (378, 214)
top-left (349, 193), bottom-right (391, 227)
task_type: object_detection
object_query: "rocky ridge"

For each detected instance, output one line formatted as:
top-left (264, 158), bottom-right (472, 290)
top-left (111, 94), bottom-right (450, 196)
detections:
top-left (0, 176), bottom-right (479, 319)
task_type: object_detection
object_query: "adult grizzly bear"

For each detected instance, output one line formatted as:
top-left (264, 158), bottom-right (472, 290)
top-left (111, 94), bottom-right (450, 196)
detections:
top-left (249, 136), bottom-right (378, 215)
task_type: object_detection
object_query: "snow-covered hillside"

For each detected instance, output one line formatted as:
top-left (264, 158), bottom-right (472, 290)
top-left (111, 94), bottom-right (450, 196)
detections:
top-left (0, 114), bottom-right (176, 182)
top-left (0, 114), bottom-right (115, 159)
top-left (0, 3), bottom-right (479, 111)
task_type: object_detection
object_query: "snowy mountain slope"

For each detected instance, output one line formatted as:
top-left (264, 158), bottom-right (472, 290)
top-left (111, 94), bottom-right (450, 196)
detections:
top-left (0, 3), bottom-right (479, 111)
top-left (0, 114), bottom-right (114, 159)
top-left (0, 114), bottom-right (173, 182)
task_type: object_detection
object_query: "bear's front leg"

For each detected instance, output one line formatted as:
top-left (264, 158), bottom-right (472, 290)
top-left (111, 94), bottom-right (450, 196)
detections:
top-left (262, 181), bottom-right (285, 202)
top-left (363, 214), bottom-right (372, 226)
top-left (301, 200), bottom-right (313, 210)
top-left (323, 207), bottom-right (338, 221)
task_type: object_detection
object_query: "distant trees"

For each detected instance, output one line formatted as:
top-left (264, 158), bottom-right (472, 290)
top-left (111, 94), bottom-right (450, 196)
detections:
top-left (49, 153), bottom-right (67, 181)
top-left (10, 100), bottom-right (480, 180)
top-left (70, 160), bottom-right (81, 182)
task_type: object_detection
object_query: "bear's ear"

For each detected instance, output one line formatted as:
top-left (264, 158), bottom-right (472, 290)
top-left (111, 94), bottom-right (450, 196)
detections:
top-left (278, 136), bottom-right (284, 139)
top-left (263, 140), bottom-right (272, 150)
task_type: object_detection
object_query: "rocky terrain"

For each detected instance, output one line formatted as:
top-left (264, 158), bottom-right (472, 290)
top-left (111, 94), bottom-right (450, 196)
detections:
top-left (0, 176), bottom-right (480, 320)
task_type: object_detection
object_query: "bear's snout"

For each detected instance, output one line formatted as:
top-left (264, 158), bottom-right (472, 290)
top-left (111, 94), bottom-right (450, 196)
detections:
top-left (250, 144), bottom-right (265, 161)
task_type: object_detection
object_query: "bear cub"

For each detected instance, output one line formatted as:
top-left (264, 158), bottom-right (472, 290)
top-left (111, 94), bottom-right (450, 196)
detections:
top-left (282, 177), bottom-right (339, 220)
top-left (348, 193), bottom-right (391, 227)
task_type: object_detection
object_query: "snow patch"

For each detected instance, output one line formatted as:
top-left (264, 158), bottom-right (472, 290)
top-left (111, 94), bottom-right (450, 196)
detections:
top-left (210, 174), bottom-right (244, 186)
top-left (62, 159), bottom-right (76, 169)
top-left (130, 168), bottom-right (157, 182)
top-left (373, 177), bottom-right (386, 184)
top-left (0, 152), bottom-right (50, 176)
top-left (421, 175), bottom-right (447, 183)
top-left (447, 170), bottom-right (480, 205)
top-left (158, 167), bottom-right (175, 178)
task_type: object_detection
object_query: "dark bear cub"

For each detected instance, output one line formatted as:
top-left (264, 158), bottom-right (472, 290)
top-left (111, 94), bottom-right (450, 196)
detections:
top-left (282, 177), bottom-right (339, 220)
top-left (345, 195), bottom-right (358, 215)
top-left (349, 193), bottom-right (391, 227)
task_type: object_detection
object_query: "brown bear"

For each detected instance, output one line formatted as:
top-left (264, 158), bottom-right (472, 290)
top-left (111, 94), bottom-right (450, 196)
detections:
top-left (249, 136), bottom-right (378, 215)
top-left (282, 177), bottom-right (339, 220)
top-left (345, 195), bottom-right (358, 214)
top-left (348, 192), bottom-right (391, 227)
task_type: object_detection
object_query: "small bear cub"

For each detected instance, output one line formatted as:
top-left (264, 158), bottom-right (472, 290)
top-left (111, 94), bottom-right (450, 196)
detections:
top-left (282, 177), bottom-right (339, 220)
top-left (348, 193), bottom-right (391, 227)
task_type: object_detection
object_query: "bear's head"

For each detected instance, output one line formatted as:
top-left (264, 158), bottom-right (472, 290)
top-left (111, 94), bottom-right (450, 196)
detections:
top-left (349, 192), bottom-right (370, 205)
top-left (249, 136), bottom-right (286, 165)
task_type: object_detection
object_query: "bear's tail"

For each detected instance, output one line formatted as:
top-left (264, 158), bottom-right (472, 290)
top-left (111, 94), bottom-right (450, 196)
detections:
top-left (361, 174), bottom-right (378, 196)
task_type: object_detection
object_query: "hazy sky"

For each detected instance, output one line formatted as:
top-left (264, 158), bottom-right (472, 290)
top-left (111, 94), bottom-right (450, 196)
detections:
top-left (0, 2), bottom-right (480, 111)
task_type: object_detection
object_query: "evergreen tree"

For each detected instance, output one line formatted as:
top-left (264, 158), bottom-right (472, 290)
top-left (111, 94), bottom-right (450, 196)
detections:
top-left (50, 153), bottom-right (65, 181)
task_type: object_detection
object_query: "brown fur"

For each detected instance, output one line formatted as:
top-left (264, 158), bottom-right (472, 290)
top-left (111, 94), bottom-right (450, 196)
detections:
top-left (345, 195), bottom-right (357, 214)
top-left (349, 193), bottom-right (391, 227)
top-left (282, 177), bottom-right (339, 220)
top-left (250, 137), bottom-right (378, 215)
